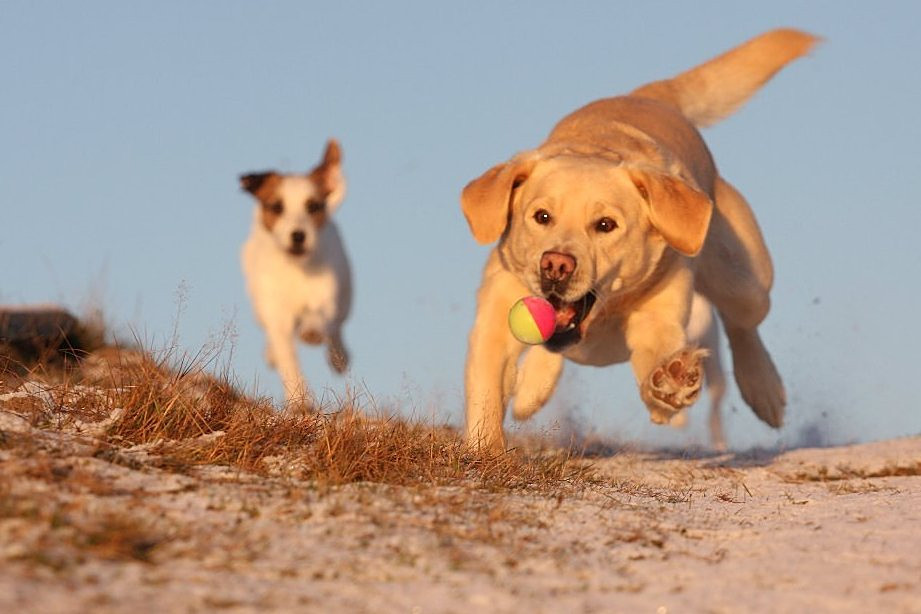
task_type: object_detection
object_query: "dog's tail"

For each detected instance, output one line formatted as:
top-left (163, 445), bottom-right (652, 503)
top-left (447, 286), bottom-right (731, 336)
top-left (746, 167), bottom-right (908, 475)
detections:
top-left (631, 29), bottom-right (819, 128)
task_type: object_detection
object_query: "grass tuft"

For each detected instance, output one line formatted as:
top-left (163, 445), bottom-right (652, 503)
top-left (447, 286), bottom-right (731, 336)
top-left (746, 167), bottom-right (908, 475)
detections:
top-left (2, 320), bottom-right (597, 496)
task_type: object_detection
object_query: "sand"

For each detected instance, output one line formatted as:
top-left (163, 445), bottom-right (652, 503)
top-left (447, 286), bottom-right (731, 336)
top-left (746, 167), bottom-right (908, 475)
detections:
top-left (2, 392), bottom-right (920, 613)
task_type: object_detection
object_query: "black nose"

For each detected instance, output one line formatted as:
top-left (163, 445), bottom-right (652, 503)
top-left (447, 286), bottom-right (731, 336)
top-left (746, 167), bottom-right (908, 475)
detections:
top-left (291, 230), bottom-right (306, 245)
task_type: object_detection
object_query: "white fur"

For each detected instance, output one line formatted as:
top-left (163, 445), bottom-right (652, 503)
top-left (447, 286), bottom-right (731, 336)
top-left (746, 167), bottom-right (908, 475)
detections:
top-left (241, 169), bottom-right (351, 408)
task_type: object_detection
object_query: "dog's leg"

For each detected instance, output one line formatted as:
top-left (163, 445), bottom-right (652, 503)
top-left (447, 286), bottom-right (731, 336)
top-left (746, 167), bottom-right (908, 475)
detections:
top-left (725, 328), bottom-right (784, 426)
top-left (686, 294), bottom-right (728, 450)
top-left (264, 343), bottom-right (276, 369)
top-left (697, 178), bottom-right (785, 428)
top-left (698, 305), bottom-right (728, 451)
top-left (512, 345), bottom-right (564, 421)
top-left (705, 352), bottom-right (728, 452)
top-left (625, 269), bottom-right (705, 424)
top-left (266, 325), bottom-right (310, 412)
top-left (465, 269), bottom-right (529, 452)
top-left (326, 329), bottom-right (349, 374)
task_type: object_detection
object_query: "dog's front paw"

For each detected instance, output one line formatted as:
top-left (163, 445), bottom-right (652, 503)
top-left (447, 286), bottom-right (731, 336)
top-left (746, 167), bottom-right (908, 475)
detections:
top-left (642, 349), bottom-right (707, 424)
top-left (285, 399), bottom-right (316, 417)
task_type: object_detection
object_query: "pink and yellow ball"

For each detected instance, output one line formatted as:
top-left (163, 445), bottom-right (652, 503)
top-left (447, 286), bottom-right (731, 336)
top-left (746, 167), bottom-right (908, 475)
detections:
top-left (508, 296), bottom-right (556, 344)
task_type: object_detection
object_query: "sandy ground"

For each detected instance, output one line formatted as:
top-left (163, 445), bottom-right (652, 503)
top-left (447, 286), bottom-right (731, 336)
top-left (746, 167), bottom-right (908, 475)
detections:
top-left (2, 398), bottom-right (920, 613)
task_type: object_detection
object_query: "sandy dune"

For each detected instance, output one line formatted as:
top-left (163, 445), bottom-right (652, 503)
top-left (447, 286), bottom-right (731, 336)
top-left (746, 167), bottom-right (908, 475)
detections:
top-left (2, 387), bottom-right (919, 613)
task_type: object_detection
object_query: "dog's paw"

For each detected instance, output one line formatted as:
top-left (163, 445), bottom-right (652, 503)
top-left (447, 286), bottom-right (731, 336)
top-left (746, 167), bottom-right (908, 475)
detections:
top-left (642, 348), bottom-right (707, 423)
top-left (512, 346), bottom-right (564, 421)
top-left (300, 329), bottom-right (324, 346)
top-left (730, 331), bottom-right (786, 428)
top-left (285, 400), bottom-right (316, 417)
top-left (328, 345), bottom-right (349, 374)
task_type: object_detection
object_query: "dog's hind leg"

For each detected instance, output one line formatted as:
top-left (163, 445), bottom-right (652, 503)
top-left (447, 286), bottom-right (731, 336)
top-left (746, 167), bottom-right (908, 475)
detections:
top-left (697, 178), bottom-right (785, 428)
top-left (702, 341), bottom-right (728, 452)
top-left (512, 345), bottom-right (564, 421)
top-left (673, 294), bottom-right (728, 449)
top-left (689, 295), bottom-right (729, 450)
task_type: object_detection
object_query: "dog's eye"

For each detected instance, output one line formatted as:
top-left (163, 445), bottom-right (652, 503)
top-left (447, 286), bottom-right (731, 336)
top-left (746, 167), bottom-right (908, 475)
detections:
top-left (307, 200), bottom-right (325, 215)
top-left (595, 217), bottom-right (618, 233)
top-left (267, 201), bottom-right (283, 215)
top-left (533, 209), bottom-right (552, 225)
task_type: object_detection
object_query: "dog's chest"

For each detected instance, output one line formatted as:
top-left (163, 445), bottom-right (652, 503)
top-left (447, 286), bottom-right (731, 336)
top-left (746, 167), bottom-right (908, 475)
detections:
top-left (562, 312), bottom-right (631, 366)
top-left (243, 236), bottom-right (342, 317)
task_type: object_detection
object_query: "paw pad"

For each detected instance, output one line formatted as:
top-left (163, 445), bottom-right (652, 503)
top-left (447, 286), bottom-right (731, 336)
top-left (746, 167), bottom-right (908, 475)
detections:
top-left (645, 349), bottom-right (707, 411)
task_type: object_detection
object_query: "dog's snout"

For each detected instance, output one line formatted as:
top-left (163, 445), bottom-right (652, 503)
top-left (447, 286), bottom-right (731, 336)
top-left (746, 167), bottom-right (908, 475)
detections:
top-left (540, 251), bottom-right (576, 283)
top-left (291, 230), bottom-right (306, 245)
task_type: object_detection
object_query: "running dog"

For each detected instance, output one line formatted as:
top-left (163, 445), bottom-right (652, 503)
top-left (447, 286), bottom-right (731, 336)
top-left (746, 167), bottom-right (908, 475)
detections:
top-left (461, 30), bottom-right (817, 450)
top-left (240, 140), bottom-right (351, 409)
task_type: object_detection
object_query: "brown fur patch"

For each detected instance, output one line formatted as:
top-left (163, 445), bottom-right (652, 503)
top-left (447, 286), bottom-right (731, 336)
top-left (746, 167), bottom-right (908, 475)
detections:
top-left (260, 199), bottom-right (283, 232)
top-left (307, 139), bottom-right (342, 212)
top-left (240, 172), bottom-right (284, 231)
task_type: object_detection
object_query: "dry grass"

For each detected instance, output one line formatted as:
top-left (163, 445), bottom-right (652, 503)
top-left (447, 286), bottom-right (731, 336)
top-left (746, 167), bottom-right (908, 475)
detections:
top-left (1, 329), bottom-right (596, 497)
top-left (0, 329), bottom-right (609, 576)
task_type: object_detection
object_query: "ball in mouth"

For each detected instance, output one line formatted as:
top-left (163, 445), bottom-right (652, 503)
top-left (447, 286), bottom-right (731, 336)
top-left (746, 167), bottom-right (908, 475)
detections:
top-left (543, 292), bottom-right (597, 352)
top-left (508, 296), bottom-right (557, 344)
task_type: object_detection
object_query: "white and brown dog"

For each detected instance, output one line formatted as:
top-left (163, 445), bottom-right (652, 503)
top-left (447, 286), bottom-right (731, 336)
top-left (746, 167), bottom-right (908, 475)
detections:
top-left (240, 140), bottom-right (351, 408)
top-left (461, 30), bottom-right (818, 451)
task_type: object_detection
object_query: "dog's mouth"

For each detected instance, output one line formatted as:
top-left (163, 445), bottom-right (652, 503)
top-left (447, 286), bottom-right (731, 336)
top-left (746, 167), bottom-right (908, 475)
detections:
top-left (544, 292), bottom-right (597, 352)
top-left (287, 245), bottom-right (308, 257)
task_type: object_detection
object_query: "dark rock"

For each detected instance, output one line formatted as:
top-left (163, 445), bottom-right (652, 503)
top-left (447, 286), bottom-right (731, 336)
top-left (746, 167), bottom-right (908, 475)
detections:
top-left (0, 305), bottom-right (78, 344)
top-left (0, 305), bottom-right (82, 373)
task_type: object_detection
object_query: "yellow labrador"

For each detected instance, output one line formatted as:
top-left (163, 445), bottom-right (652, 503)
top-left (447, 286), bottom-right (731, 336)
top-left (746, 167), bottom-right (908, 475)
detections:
top-left (461, 29), bottom-right (818, 451)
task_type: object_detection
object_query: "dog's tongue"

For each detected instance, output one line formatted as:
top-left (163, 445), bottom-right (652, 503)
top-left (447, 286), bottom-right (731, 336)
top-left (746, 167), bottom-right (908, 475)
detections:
top-left (554, 302), bottom-right (578, 331)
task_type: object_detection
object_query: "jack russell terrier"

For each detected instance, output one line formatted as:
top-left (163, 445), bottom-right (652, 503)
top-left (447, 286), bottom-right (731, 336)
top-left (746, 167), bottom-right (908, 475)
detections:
top-left (240, 139), bottom-right (351, 409)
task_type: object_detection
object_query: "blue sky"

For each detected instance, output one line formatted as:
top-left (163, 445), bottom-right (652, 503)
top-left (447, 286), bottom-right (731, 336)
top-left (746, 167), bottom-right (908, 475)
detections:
top-left (3, 2), bottom-right (920, 449)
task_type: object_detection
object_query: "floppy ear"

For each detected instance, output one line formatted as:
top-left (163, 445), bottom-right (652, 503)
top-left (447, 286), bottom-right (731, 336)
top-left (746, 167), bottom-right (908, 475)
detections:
top-left (460, 152), bottom-right (539, 244)
top-left (240, 171), bottom-right (281, 201)
top-left (629, 170), bottom-right (713, 256)
top-left (309, 139), bottom-right (346, 207)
